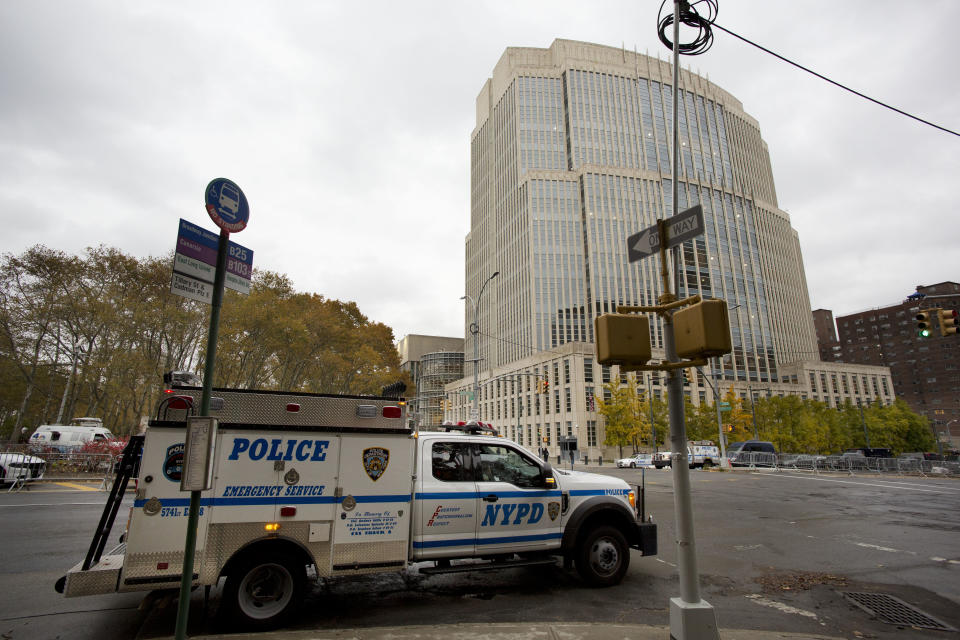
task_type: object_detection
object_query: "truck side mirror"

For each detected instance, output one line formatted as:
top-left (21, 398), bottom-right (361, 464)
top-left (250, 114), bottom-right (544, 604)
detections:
top-left (541, 462), bottom-right (556, 488)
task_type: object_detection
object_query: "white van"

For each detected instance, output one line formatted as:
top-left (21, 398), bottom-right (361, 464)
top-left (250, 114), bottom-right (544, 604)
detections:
top-left (30, 420), bottom-right (114, 451)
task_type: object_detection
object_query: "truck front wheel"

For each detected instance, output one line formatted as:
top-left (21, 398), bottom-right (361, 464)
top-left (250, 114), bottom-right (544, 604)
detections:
top-left (222, 551), bottom-right (305, 630)
top-left (575, 525), bottom-right (629, 587)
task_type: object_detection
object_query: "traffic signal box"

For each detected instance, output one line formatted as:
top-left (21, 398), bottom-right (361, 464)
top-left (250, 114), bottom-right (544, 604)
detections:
top-left (916, 311), bottom-right (932, 337)
top-left (595, 313), bottom-right (652, 366)
top-left (939, 309), bottom-right (958, 337)
top-left (672, 299), bottom-right (733, 359)
top-left (595, 296), bottom-right (732, 369)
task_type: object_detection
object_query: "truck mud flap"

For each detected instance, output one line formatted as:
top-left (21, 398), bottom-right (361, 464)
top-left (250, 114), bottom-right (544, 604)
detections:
top-left (634, 522), bottom-right (657, 556)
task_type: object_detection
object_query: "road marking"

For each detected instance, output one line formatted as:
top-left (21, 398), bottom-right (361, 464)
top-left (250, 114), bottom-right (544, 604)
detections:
top-left (767, 473), bottom-right (957, 494)
top-left (656, 558), bottom-right (677, 567)
top-left (745, 594), bottom-right (822, 623)
top-left (855, 542), bottom-right (913, 554)
top-left (54, 482), bottom-right (101, 491)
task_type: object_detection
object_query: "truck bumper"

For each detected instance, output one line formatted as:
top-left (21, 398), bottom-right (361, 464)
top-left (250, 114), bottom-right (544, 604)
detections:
top-left (60, 544), bottom-right (125, 597)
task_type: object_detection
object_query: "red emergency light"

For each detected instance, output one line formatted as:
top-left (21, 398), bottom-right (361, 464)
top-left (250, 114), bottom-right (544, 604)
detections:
top-left (382, 406), bottom-right (402, 419)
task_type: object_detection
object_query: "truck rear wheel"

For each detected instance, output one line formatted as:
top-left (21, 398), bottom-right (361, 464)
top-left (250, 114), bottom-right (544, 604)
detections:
top-left (575, 525), bottom-right (629, 587)
top-left (222, 550), bottom-right (305, 630)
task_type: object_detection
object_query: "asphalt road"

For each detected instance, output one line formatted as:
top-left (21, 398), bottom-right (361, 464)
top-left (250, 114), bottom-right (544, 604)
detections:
top-left (1, 469), bottom-right (958, 640)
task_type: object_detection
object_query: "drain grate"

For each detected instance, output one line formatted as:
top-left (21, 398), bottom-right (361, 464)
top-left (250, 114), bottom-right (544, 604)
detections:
top-left (842, 592), bottom-right (956, 631)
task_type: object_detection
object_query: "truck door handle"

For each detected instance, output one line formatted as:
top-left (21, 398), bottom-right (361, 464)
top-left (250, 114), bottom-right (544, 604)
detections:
top-left (483, 494), bottom-right (498, 502)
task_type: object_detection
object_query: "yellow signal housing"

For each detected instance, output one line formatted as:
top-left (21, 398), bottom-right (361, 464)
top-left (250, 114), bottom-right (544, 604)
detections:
top-left (939, 309), bottom-right (958, 336)
top-left (672, 299), bottom-right (732, 359)
top-left (595, 313), bottom-right (652, 366)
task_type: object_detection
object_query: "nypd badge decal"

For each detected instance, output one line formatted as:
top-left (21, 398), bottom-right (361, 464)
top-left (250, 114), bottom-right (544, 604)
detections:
top-left (548, 502), bottom-right (560, 522)
top-left (163, 443), bottom-right (184, 482)
top-left (363, 447), bottom-right (389, 481)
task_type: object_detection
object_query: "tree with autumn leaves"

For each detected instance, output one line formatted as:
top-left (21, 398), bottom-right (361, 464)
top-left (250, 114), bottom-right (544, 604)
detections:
top-left (0, 245), bottom-right (411, 440)
top-left (595, 373), bottom-right (934, 456)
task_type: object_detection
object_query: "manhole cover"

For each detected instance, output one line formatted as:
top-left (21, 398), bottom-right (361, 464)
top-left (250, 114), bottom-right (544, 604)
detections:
top-left (842, 592), bottom-right (956, 631)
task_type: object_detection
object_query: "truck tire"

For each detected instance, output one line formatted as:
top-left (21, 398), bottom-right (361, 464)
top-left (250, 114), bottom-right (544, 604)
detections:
top-left (222, 550), bottom-right (305, 630)
top-left (575, 525), bottom-right (629, 587)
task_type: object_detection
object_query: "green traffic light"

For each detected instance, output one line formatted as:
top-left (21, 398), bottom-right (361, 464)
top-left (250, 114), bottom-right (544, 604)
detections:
top-left (920, 329), bottom-right (931, 337)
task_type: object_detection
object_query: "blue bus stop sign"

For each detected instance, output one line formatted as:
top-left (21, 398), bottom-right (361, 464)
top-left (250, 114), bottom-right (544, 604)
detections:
top-left (205, 178), bottom-right (249, 233)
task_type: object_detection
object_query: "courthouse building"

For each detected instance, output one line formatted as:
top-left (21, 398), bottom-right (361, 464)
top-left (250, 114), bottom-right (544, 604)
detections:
top-left (445, 40), bottom-right (892, 460)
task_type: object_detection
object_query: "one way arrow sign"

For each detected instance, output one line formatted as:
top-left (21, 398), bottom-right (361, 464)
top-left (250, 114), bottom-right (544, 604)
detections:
top-left (626, 205), bottom-right (704, 262)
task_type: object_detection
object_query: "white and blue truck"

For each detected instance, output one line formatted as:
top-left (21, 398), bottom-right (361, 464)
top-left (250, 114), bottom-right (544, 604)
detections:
top-left (58, 375), bottom-right (656, 629)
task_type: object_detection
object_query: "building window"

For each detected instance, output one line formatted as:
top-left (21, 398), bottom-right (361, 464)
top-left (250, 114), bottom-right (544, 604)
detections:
top-left (564, 359), bottom-right (570, 384)
top-left (587, 421), bottom-right (597, 447)
top-left (565, 388), bottom-right (572, 412)
top-left (584, 358), bottom-right (594, 383)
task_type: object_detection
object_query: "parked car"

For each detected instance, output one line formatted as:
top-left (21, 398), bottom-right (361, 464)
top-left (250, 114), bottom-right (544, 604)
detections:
top-left (0, 452), bottom-right (46, 484)
top-left (843, 447), bottom-right (892, 458)
top-left (726, 440), bottom-right (777, 467)
top-left (616, 453), bottom-right (653, 468)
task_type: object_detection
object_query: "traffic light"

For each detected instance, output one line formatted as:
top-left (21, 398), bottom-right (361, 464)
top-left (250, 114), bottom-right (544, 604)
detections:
top-left (939, 309), bottom-right (958, 336)
top-left (916, 311), bottom-right (932, 338)
top-left (543, 380), bottom-right (550, 394)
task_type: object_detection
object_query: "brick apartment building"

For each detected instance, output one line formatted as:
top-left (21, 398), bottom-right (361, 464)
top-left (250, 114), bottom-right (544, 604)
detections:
top-left (815, 281), bottom-right (960, 432)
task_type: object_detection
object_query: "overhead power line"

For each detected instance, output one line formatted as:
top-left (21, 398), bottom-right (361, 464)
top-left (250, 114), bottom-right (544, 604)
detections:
top-left (711, 21), bottom-right (960, 138)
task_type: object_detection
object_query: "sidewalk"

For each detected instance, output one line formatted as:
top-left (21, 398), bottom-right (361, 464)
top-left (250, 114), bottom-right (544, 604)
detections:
top-left (168, 622), bottom-right (846, 640)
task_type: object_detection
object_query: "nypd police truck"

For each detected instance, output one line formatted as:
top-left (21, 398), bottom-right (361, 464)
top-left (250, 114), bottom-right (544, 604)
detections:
top-left (57, 376), bottom-right (657, 629)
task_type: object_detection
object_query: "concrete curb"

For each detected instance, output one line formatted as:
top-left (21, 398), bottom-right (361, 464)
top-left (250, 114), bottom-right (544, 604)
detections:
top-left (169, 622), bottom-right (847, 640)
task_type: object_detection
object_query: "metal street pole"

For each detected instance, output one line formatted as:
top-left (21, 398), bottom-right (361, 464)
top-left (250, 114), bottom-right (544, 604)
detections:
top-left (748, 385), bottom-right (759, 439)
top-left (666, 3), bottom-right (719, 635)
top-left (704, 359), bottom-right (726, 460)
top-left (858, 401), bottom-right (871, 448)
top-left (646, 374), bottom-right (658, 453)
top-left (462, 271), bottom-right (498, 421)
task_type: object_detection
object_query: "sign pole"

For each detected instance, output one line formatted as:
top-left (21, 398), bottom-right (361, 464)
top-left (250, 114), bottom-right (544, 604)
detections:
top-left (174, 228), bottom-right (229, 640)
top-left (665, 2), bottom-right (719, 638)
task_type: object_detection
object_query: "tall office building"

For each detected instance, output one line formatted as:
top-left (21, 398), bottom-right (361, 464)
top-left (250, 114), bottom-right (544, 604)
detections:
top-left (451, 40), bottom-right (891, 457)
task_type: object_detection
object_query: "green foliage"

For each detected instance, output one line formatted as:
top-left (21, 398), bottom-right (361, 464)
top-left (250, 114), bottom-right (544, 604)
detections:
top-left (596, 375), bottom-right (936, 456)
top-left (0, 245), bottom-right (409, 440)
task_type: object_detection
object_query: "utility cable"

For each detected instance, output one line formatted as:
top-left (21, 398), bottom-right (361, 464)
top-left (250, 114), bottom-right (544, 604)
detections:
top-left (711, 21), bottom-right (959, 138)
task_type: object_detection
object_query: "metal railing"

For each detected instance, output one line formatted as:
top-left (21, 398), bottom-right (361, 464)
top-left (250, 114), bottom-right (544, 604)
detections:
top-left (1, 448), bottom-right (120, 492)
top-left (727, 452), bottom-right (960, 477)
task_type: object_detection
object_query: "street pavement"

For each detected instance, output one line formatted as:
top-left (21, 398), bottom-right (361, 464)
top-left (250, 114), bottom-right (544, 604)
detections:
top-left (150, 621), bottom-right (846, 640)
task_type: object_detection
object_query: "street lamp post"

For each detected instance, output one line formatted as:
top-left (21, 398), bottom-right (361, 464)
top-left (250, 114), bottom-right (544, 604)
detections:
top-left (462, 271), bottom-right (499, 420)
top-left (699, 359), bottom-right (727, 461)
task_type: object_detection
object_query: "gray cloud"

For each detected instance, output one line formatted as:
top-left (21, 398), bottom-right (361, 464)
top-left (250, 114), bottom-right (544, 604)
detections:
top-left (1, 0), bottom-right (957, 342)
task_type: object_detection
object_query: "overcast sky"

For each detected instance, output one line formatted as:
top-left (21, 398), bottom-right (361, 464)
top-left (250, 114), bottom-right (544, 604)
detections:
top-left (2, 1), bottom-right (957, 343)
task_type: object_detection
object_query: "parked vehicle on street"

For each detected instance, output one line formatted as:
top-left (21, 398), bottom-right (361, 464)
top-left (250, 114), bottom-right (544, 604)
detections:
top-left (0, 452), bottom-right (46, 484)
top-left (652, 441), bottom-right (720, 469)
top-left (30, 419), bottom-right (113, 452)
top-left (726, 440), bottom-right (777, 467)
top-left (616, 453), bottom-right (653, 468)
top-left (58, 375), bottom-right (658, 629)
top-left (843, 447), bottom-right (892, 458)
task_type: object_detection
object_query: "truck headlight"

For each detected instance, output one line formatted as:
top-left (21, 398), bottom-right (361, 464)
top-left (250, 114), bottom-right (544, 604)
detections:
top-left (627, 490), bottom-right (636, 509)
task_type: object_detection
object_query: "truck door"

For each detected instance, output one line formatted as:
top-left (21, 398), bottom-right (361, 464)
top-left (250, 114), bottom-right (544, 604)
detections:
top-left (412, 440), bottom-right (477, 560)
top-left (332, 434), bottom-right (413, 571)
top-left (474, 441), bottom-right (561, 555)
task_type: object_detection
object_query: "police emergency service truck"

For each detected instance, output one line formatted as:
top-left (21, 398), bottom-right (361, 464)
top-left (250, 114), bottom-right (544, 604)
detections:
top-left (58, 378), bottom-right (657, 629)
